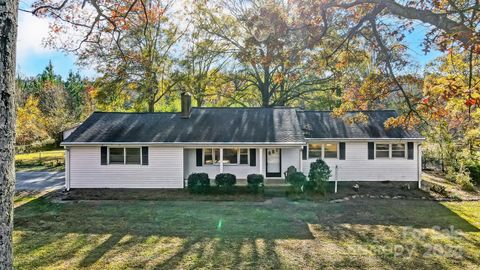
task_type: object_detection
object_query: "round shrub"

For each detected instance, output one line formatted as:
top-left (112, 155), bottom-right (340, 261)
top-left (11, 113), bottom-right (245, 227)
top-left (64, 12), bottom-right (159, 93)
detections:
top-left (303, 181), bottom-right (317, 193)
top-left (187, 173), bottom-right (210, 194)
top-left (215, 173), bottom-right (237, 193)
top-left (286, 172), bottom-right (307, 194)
top-left (308, 159), bottom-right (331, 194)
top-left (247, 174), bottom-right (264, 193)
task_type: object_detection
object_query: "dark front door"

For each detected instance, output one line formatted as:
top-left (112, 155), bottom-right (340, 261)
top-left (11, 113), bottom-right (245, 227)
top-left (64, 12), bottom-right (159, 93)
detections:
top-left (266, 148), bottom-right (281, 177)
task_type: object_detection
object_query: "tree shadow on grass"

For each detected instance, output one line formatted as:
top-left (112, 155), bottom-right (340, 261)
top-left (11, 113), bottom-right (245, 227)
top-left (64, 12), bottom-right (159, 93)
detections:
top-left (315, 199), bottom-right (479, 232)
top-left (13, 192), bottom-right (479, 269)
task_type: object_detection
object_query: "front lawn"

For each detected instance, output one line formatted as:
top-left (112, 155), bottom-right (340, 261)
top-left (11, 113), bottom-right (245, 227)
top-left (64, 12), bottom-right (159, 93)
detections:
top-left (13, 192), bottom-right (480, 269)
top-left (15, 150), bottom-right (64, 172)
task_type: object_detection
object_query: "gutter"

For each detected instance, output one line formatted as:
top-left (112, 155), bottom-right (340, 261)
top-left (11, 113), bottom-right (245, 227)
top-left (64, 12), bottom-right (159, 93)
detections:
top-left (64, 146), bottom-right (71, 191)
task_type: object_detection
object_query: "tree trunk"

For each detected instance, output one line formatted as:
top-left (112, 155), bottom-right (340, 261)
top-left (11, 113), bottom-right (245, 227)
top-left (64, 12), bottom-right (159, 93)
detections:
top-left (0, 0), bottom-right (18, 269)
top-left (148, 98), bottom-right (155, 112)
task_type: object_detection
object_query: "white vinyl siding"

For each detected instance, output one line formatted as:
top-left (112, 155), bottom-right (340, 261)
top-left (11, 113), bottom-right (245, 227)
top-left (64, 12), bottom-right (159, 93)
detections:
top-left (69, 146), bottom-right (184, 188)
top-left (302, 142), bottom-right (419, 182)
top-left (184, 147), bottom-right (300, 179)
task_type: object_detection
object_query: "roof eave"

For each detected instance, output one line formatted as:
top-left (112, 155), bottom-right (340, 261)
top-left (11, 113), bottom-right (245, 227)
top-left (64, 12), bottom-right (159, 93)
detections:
top-left (305, 137), bottom-right (425, 141)
top-left (60, 141), bottom-right (306, 147)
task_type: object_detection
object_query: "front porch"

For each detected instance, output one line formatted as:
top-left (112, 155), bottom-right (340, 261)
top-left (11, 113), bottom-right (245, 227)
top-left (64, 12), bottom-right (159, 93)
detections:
top-left (183, 146), bottom-right (303, 184)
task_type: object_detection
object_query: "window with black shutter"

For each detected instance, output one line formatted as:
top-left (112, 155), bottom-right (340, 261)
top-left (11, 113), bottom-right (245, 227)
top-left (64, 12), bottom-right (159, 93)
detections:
top-left (407, 142), bottom-right (414, 160)
top-left (368, 142), bottom-right (374, 160)
top-left (249, 149), bottom-right (256, 166)
top-left (302, 146), bottom-right (307, 160)
top-left (196, 149), bottom-right (203, 166)
top-left (339, 142), bottom-right (346, 160)
top-left (142, 147), bottom-right (149, 165)
top-left (101, 146), bottom-right (108, 165)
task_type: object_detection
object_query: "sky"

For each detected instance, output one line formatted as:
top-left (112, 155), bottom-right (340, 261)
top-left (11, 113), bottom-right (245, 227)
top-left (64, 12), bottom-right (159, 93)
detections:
top-left (16, 3), bottom-right (443, 80)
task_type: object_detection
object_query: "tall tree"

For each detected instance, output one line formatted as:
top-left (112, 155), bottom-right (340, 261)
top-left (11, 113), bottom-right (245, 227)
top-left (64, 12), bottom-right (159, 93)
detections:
top-left (197, 0), bottom-right (334, 107)
top-left (0, 0), bottom-right (18, 268)
top-left (36, 0), bottom-right (184, 112)
top-left (298, 0), bottom-right (480, 122)
top-left (178, 22), bottom-right (229, 107)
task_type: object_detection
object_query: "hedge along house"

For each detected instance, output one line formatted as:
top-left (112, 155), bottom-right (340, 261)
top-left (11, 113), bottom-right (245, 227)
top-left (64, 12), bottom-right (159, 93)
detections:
top-left (61, 93), bottom-right (425, 190)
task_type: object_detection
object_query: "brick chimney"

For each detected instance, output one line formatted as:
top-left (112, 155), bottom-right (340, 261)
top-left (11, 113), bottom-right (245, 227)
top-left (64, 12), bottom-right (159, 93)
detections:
top-left (181, 92), bottom-right (192, 118)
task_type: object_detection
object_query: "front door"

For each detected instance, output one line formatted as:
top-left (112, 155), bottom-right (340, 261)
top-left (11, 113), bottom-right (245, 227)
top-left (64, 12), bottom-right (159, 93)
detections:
top-left (266, 148), bottom-right (281, 177)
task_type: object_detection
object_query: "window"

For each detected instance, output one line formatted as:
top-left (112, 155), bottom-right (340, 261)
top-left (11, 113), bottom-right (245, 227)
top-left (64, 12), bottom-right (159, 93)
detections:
top-left (204, 148), bottom-right (221, 165)
top-left (223, 148), bottom-right (238, 164)
top-left (308, 143), bottom-right (338, 159)
top-left (308, 144), bottom-right (322, 158)
top-left (204, 148), bottom-right (250, 165)
top-left (240, 149), bottom-right (249, 164)
top-left (126, 148), bottom-right (141, 164)
top-left (109, 147), bottom-right (142, 164)
top-left (324, 143), bottom-right (338, 158)
top-left (376, 144), bottom-right (390, 158)
top-left (109, 148), bottom-right (125, 164)
top-left (391, 143), bottom-right (406, 158)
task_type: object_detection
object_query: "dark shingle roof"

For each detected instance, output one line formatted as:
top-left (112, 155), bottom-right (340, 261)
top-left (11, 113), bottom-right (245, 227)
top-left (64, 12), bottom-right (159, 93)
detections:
top-left (63, 108), bottom-right (422, 144)
top-left (64, 108), bottom-right (305, 144)
top-left (297, 110), bottom-right (421, 139)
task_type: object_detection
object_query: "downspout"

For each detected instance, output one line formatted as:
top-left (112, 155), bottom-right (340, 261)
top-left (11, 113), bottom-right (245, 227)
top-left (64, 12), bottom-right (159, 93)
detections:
top-left (417, 143), bottom-right (422, 189)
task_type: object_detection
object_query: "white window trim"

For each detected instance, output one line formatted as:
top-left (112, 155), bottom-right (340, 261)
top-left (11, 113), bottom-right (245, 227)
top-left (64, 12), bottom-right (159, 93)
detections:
top-left (307, 143), bottom-right (338, 160)
top-left (108, 146), bottom-right (143, 165)
top-left (323, 143), bottom-right (338, 159)
top-left (374, 143), bottom-right (407, 159)
top-left (239, 148), bottom-right (250, 165)
top-left (391, 143), bottom-right (407, 159)
top-left (203, 148), bottom-right (251, 166)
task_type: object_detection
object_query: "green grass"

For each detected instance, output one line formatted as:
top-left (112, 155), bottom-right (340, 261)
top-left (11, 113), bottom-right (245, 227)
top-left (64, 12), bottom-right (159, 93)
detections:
top-left (13, 192), bottom-right (480, 269)
top-left (15, 150), bottom-right (64, 172)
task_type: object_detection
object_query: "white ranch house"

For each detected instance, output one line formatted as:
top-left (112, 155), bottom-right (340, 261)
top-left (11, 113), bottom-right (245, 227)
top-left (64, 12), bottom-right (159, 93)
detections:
top-left (61, 93), bottom-right (424, 190)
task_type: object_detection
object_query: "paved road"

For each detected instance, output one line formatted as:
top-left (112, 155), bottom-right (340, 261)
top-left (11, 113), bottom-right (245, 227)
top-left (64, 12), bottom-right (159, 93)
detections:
top-left (16, 171), bottom-right (65, 191)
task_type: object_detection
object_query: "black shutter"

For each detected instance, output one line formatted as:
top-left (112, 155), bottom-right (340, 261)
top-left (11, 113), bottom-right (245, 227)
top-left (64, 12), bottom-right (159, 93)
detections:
top-left (368, 142), bottom-right (374, 160)
top-left (302, 146), bottom-right (307, 160)
top-left (339, 142), bottom-right (346, 160)
top-left (142, 147), bottom-right (149, 165)
top-left (249, 149), bottom-right (256, 166)
top-left (407, 142), bottom-right (414, 160)
top-left (101, 146), bottom-right (108, 165)
top-left (196, 149), bottom-right (203, 166)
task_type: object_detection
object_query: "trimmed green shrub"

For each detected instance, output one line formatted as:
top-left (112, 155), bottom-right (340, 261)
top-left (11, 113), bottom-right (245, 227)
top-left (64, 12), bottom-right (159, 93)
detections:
top-left (308, 159), bottom-right (332, 194)
top-left (286, 172), bottom-right (307, 194)
top-left (247, 174), bottom-right (264, 194)
top-left (303, 181), bottom-right (317, 193)
top-left (215, 173), bottom-right (237, 193)
top-left (187, 173), bottom-right (210, 194)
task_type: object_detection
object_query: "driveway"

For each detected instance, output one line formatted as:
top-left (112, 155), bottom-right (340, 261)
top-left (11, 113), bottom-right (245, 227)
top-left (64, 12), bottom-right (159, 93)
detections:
top-left (16, 171), bottom-right (65, 191)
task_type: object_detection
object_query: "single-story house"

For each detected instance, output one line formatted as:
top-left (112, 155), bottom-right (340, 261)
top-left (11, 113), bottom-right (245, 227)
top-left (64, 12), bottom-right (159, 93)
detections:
top-left (61, 93), bottom-right (424, 190)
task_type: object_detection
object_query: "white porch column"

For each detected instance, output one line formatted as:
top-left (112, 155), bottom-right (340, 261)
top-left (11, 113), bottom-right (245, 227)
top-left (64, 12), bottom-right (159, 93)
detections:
top-left (259, 148), bottom-right (263, 175)
top-left (220, 148), bottom-right (224, 173)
